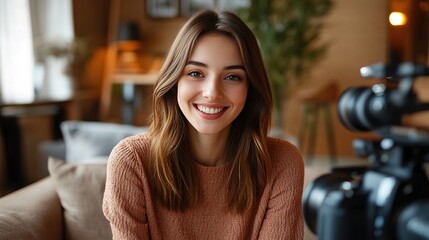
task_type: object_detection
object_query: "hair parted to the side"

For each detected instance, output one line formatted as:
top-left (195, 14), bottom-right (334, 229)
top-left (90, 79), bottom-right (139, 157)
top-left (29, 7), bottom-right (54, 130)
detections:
top-left (147, 9), bottom-right (273, 213)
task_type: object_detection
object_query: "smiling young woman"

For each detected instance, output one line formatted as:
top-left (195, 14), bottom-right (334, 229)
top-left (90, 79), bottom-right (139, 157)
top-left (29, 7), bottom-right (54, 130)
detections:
top-left (103, 9), bottom-right (304, 240)
top-left (177, 33), bottom-right (249, 145)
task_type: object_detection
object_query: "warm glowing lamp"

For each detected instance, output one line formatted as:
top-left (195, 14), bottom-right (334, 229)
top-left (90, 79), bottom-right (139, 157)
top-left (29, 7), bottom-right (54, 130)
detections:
top-left (116, 21), bottom-right (142, 72)
top-left (389, 12), bottom-right (407, 26)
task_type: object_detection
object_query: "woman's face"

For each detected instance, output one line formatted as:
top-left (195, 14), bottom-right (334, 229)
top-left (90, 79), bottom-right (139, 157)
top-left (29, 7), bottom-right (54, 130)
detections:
top-left (177, 33), bottom-right (248, 136)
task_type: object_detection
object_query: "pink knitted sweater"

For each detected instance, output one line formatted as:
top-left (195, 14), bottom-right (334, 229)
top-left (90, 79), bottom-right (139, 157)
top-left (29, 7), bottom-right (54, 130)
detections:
top-left (103, 134), bottom-right (304, 239)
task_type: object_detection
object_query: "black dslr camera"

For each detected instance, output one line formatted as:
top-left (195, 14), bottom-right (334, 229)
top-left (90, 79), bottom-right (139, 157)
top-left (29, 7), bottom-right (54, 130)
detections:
top-left (302, 62), bottom-right (429, 240)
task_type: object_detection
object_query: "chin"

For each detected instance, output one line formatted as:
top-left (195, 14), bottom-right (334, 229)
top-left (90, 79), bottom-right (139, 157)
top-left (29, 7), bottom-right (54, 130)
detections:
top-left (194, 128), bottom-right (224, 135)
top-left (191, 124), bottom-right (230, 136)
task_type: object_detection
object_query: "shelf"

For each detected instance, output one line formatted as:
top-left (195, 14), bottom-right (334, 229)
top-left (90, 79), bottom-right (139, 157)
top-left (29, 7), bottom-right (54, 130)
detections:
top-left (111, 72), bottom-right (157, 85)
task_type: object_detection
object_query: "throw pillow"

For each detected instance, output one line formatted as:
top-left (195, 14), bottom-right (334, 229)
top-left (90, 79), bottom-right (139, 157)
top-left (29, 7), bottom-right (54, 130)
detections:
top-left (48, 157), bottom-right (111, 240)
top-left (61, 120), bottom-right (147, 163)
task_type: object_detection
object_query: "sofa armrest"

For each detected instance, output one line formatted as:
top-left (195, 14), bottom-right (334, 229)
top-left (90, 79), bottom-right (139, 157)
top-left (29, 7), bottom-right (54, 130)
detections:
top-left (0, 177), bottom-right (63, 240)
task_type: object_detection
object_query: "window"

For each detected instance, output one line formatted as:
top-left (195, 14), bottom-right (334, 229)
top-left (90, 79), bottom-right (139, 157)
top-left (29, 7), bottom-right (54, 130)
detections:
top-left (0, 0), bottom-right (35, 102)
top-left (0, 0), bottom-right (74, 103)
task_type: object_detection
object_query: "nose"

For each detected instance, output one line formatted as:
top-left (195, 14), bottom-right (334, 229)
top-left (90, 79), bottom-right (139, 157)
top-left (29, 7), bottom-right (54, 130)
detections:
top-left (202, 76), bottom-right (223, 100)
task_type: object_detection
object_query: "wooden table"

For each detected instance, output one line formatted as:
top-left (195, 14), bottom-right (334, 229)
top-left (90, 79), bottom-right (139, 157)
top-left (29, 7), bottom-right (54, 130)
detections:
top-left (100, 72), bottom-right (157, 124)
top-left (0, 98), bottom-right (71, 187)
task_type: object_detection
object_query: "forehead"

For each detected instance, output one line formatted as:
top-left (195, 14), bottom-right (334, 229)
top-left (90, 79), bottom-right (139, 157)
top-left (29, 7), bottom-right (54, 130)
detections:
top-left (189, 33), bottom-right (243, 64)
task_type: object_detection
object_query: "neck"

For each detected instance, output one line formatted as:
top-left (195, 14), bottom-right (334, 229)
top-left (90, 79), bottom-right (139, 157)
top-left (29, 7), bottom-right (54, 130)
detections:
top-left (188, 126), bottom-right (230, 166)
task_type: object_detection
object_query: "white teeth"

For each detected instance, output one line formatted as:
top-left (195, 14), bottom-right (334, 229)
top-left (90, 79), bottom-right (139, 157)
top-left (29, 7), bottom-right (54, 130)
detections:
top-left (197, 105), bottom-right (224, 114)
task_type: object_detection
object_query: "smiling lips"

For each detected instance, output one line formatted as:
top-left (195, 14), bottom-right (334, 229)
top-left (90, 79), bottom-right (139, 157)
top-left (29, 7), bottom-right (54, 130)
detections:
top-left (195, 104), bottom-right (228, 119)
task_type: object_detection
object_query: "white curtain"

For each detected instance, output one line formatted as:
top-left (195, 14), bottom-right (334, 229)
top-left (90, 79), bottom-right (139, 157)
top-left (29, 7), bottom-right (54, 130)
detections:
top-left (0, 0), bottom-right (35, 102)
top-left (0, 0), bottom-right (74, 102)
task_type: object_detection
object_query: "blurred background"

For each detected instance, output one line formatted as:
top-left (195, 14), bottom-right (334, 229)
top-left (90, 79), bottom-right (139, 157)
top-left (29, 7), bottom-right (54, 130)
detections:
top-left (0, 0), bottom-right (428, 195)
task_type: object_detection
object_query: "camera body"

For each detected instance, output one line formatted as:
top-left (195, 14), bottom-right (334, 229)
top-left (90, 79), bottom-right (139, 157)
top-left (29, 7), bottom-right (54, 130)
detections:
top-left (302, 62), bottom-right (429, 240)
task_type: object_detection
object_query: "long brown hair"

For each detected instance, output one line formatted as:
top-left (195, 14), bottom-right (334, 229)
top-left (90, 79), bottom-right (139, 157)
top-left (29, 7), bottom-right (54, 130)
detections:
top-left (147, 9), bottom-right (273, 213)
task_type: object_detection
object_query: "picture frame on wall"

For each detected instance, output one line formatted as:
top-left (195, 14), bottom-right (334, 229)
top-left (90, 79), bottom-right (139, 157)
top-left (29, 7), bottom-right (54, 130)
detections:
top-left (181, 0), bottom-right (250, 17)
top-left (181, 0), bottom-right (216, 17)
top-left (146, 0), bottom-right (180, 18)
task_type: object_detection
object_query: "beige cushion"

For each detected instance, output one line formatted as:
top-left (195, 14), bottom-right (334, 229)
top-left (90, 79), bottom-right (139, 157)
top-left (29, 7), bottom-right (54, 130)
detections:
top-left (48, 157), bottom-right (112, 240)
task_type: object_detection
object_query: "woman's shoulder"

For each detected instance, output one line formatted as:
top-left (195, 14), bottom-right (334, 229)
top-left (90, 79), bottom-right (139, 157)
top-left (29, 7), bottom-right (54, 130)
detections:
top-left (267, 137), bottom-right (304, 175)
top-left (108, 132), bottom-right (151, 166)
top-left (267, 137), bottom-right (300, 157)
top-left (113, 132), bottom-right (151, 152)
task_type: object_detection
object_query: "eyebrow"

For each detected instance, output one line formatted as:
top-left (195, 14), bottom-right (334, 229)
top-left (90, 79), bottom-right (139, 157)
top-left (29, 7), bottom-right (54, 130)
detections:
top-left (187, 60), bottom-right (245, 71)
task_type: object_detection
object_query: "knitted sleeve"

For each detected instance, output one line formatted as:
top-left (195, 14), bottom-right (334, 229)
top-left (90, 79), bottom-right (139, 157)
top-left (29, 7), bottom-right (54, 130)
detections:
top-left (258, 139), bottom-right (305, 240)
top-left (102, 137), bottom-right (150, 240)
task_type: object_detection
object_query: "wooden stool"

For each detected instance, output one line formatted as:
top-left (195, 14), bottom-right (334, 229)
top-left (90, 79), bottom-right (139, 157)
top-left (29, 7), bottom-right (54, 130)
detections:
top-left (296, 81), bottom-right (338, 165)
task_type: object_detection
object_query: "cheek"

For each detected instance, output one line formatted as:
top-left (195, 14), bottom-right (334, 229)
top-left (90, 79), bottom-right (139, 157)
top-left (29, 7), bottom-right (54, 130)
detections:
top-left (177, 80), bottom-right (187, 100)
top-left (227, 86), bottom-right (248, 110)
top-left (236, 86), bottom-right (249, 104)
top-left (177, 80), bottom-right (194, 108)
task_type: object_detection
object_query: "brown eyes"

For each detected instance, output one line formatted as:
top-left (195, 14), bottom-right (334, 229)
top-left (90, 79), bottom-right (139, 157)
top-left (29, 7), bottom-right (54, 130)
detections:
top-left (188, 71), bottom-right (203, 78)
top-left (225, 75), bottom-right (242, 81)
top-left (187, 71), bottom-right (243, 81)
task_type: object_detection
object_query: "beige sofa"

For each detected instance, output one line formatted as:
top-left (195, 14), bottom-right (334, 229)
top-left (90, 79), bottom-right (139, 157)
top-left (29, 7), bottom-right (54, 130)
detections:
top-left (0, 120), bottom-right (332, 240)
top-left (0, 158), bottom-right (111, 240)
top-left (0, 156), bottom-right (329, 240)
top-left (0, 120), bottom-right (147, 240)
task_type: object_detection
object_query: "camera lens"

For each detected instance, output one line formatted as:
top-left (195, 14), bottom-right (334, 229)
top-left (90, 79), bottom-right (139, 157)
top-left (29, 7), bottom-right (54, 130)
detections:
top-left (337, 87), bottom-right (374, 131)
top-left (302, 173), bottom-right (353, 233)
top-left (397, 200), bottom-right (429, 240)
top-left (337, 86), bottom-right (402, 131)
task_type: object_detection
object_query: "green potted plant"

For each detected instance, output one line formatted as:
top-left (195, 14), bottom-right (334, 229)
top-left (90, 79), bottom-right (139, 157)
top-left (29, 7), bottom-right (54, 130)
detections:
top-left (238, 0), bottom-right (333, 138)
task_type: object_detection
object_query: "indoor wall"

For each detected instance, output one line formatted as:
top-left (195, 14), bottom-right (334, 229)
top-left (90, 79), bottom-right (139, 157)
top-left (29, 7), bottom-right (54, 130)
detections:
top-left (112, 0), bottom-right (392, 157)
top-left (0, 0), bottom-right (405, 191)
top-left (287, 0), bottom-right (389, 157)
